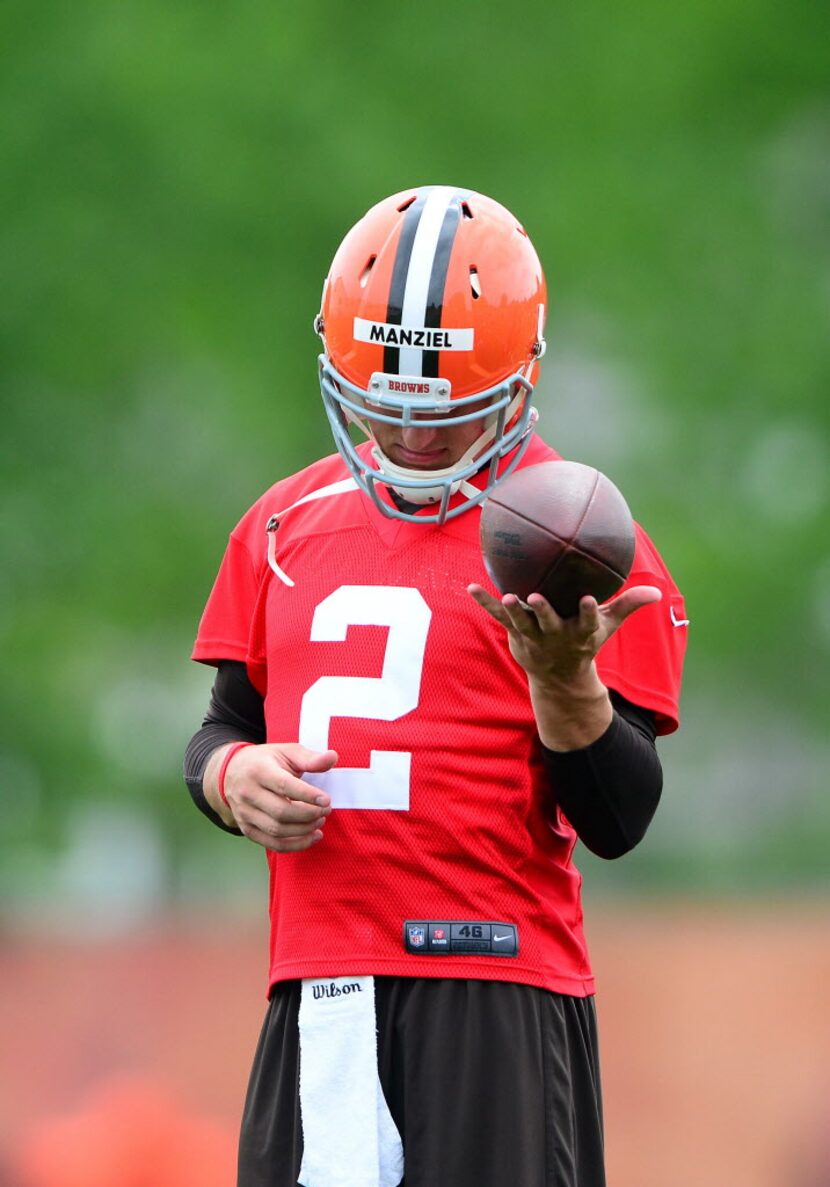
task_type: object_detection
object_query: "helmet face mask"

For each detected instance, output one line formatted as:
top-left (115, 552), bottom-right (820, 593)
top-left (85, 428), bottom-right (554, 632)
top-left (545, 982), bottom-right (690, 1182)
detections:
top-left (315, 185), bottom-right (546, 523)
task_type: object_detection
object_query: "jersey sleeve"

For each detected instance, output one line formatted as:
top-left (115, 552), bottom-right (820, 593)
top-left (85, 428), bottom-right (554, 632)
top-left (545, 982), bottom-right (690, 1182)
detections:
top-left (190, 454), bottom-right (359, 695)
top-left (191, 532), bottom-right (262, 666)
top-left (191, 484), bottom-right (276, 701)
top-left (595, 526), bottom-right (688, 735)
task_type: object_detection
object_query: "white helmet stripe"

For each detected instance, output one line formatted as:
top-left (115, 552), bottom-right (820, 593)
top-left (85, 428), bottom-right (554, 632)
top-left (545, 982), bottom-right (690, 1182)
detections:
top-left (398, 186), bottom-right (458, 376)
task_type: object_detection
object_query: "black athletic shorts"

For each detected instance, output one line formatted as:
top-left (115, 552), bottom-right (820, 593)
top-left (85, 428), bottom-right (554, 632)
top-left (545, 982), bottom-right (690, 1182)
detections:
top-left (238, 977), bottom-right (605, 1187)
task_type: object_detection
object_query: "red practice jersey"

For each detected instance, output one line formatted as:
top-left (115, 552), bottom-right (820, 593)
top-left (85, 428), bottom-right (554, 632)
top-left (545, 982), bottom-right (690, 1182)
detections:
top-left (193, 435), bottom-right (687, 995)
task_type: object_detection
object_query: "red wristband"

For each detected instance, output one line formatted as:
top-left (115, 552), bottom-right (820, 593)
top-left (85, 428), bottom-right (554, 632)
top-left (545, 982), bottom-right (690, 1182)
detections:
top-left (217, 741), bottom-right (254, 807)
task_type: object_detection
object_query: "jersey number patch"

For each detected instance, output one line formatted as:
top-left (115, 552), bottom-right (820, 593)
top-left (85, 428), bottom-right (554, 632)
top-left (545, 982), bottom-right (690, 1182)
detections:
top-left (298, 585), bottom-right (432, 809)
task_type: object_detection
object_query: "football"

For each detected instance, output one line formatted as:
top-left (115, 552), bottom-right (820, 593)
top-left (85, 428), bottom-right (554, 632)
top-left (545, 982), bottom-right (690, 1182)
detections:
top-left (479, 461), bottom-right (636, 618)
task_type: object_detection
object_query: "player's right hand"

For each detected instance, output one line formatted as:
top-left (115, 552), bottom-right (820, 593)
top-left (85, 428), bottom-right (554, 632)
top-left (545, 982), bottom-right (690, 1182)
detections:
top-left (219, 743), bottom-right (336, 853)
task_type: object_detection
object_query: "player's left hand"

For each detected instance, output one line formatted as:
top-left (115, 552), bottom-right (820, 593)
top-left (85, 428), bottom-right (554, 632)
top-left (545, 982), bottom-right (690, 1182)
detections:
top-left (467, 583), bottom-right (661, 688)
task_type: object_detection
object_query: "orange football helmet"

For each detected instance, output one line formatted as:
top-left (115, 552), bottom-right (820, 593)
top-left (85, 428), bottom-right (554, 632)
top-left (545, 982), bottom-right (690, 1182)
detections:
top-left (315, 186), bottom-right (547, 522)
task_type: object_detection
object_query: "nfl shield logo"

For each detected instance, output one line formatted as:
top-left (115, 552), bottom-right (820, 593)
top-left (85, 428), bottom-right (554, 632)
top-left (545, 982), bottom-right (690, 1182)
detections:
top-left (408, 926), bottom-right (425, 948)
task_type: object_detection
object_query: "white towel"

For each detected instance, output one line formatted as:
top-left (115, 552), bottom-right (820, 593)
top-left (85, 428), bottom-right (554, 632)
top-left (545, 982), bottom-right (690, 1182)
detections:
top-left (298, 975), bottom-right (404, 1187)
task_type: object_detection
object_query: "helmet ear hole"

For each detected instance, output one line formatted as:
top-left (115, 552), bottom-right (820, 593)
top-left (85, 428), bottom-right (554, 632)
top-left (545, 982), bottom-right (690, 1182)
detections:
top-left (469, 267), bottom-right (481, 299)
top-left (359, 255), bottom-right (377, 288)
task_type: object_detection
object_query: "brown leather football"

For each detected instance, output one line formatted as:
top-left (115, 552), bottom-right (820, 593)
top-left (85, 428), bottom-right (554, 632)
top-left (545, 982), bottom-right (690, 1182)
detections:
top-left (479, 461), bottom-right (636, 617)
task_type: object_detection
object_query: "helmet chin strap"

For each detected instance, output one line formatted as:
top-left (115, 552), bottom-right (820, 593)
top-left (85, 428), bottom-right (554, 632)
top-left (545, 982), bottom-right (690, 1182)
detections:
top-left (369, 390), bottom-right (528, 506)
top-left (370, 447), bottom-right (473, 505)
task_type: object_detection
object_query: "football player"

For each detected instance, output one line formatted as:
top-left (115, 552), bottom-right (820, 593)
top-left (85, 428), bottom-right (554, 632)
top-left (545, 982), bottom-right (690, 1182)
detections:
top-left (185, 186), bottom-right (687, 1187)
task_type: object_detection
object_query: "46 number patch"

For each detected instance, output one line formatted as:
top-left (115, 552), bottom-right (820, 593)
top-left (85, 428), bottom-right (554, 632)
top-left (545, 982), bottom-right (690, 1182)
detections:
top-left (404, 920), bottom-right (518, 957)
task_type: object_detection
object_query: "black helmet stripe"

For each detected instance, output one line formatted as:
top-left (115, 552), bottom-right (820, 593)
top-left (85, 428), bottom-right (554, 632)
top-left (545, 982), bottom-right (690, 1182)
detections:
top-left (384, 186), bottom-right (462, 378)
top-left (421, 200), bottom-right (462, 378)
top-left (384, 192), bottom-right (428, 374)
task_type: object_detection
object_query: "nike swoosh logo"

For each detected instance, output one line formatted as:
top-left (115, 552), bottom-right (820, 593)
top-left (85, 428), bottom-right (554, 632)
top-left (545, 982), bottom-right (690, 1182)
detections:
top-left (493, 934), bottom-right (512, 943)
top-left (670, 606), bottom-right (690, 627)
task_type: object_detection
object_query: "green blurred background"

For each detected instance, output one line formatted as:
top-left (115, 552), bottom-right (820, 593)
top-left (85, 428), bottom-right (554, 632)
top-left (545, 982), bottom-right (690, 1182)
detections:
top-left (3, 0), bottom-right (828, 922)
top-left (2, 3), bottom-right (830, 1181)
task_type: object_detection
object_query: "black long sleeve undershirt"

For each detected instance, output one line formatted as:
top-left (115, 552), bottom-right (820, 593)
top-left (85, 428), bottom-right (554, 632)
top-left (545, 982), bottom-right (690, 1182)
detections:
top-left (541, 690), bottom-right (662, 859)
top-left (184, 661), bottom-right (266, 834)
top-left (184, 661), bottom-right (663, 856)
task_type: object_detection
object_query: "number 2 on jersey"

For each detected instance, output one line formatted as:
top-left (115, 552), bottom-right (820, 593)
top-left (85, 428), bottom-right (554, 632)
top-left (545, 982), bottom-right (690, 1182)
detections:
top-left (298, 585), bottom-right (432, 809)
